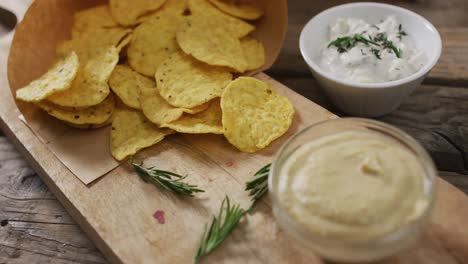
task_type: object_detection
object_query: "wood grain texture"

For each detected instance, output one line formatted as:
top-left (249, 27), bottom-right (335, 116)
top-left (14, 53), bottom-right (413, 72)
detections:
top-left (0, 136), bottom-right (106, 264)
top-left (0, 0), bottom-right (467, 263)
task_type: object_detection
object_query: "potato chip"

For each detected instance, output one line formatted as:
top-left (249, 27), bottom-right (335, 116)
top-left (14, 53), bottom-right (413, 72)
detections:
top-left (48, 46), bottom-right (119, 107)
top-left (110, 0), bottom-right (167, 26)
top-left (111, 107), bottom-right (173, 160)
top-left (64, 118), bottom-right (113, 130)
top-left (128, 0), bottom-right (188, 77)
top-left (109, 65), bottom-right (154, 109)
top-left (161, 99), bottom-right (223, 134)
top-left (177, 16), bottom-right (247, 72)
top-left (221, 77), bottom-right (295, 152)
top-left (72, 5), bottom-right (118, 38)
top-left (241, 37), bottom-right (265, 71)
top-left (156, 52), bottom-right (231, 108)
top-left (188, 0), bottom-right (254, 38)
top-left (57, 28), bottom-right (132, 63)
top-left (117, 33), bottom-right (133, 53)
top-left (140, 85), bottom-right (209, 125)
top-left (38, 94), bottom-right (115, 125)
top-left (16, 52), bottom-right (79, 102)
top-left (207, 0), bottom-right (263, 20)
top-left (176, 12), bottom-right (247, 72)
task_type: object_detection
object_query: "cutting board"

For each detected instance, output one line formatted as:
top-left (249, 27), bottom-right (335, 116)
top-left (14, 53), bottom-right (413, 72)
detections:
top-left (1, 69), bottom-right (468, 263)
top-left (1, 1), bottom-right (468, 263)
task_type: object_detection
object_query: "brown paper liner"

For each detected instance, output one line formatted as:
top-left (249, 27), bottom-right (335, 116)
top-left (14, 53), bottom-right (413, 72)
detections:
top-left (7, 0), bottom-right (288, 184)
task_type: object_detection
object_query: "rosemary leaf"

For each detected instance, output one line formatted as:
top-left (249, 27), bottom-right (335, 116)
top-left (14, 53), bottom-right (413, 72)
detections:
top-left (194, 196), bottom-right (247, 262)
top-left (245, 163), bottom-right (271, 206)
top-left (132, 161), bottom-right (204, 196)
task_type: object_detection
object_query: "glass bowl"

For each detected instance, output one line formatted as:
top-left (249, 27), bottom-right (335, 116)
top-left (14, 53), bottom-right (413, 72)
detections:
top-left (268, 118), bottom-right (437, 262)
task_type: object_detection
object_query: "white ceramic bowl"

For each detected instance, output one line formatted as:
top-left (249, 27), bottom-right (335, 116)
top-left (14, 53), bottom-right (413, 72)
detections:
top-left (299, 3), bottom-right (442, 117)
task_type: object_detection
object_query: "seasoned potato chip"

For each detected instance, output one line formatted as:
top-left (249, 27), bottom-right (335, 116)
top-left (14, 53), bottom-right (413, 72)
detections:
top-left (207, 0), bottom-right (263, 20)
top-left (221, 77), bottom-right (295, 152)
top-left (16, 52), bottom-right (79, 102)
top-left (72, 5), bottom-right (118, 38)
top-left (109, 65), bottom-right (154, 109)
top-left (161, 99), bottom-right (223, 134)
top-left (189, 0), bottom-right (254, 38)
top-left (57, 28), bottom-right (132, 63)
top-left (140, 85), bottom-right (209, 125)
top-left (110, 0), bottom-right (167, 26)
top-left (48, 46), bottom-right (119, 107)
top-left (177, 17), bottom-right (246, 72)
top-left (38, 94), bottom-right (115, 125)
top-left (111, 107), bottom-right (173, 160)
top-left (241, 37), bottom-right (265, 71)
top-left (128, 0), bottom-right (188, 77)
top-left (156, 52), bottom-right (231, 108)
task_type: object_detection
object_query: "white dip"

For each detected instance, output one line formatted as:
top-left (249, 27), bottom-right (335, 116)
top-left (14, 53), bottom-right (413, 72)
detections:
top-left (320, 16), bottom-right (427, 83)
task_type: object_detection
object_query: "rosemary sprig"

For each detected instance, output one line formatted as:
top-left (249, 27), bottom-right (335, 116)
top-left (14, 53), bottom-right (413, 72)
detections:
top-left (245, 163), bottom-right (271, 206)
top-left (132, 161), bottom-right (204, 196)
top-left (194, 196), bottom-right (247, 262)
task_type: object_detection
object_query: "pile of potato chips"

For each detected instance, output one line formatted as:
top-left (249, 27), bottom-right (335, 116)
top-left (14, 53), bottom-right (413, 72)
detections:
top-left (15, 0), bottom-right (295, 161)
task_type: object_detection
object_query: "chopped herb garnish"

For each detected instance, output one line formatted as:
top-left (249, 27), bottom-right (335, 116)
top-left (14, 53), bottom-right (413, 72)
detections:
top-left (327, 34), bottom-right (379, 53)
top-left (397, 24), bottom-right (408, 40)
top-left (132, 161), bottom-right (205, 196)
top-left (360, 49), bottom-right (367, 56)
top-left (382, 38), bottom-right (402, 58)
top-left (374, 32), bottom-right (387, 42)
top-left (328, 30), bottom-right (403, 58)
top-left (371, 24), bottom-right (380, 30)
top-left (371, 48), bottom-right (382, 59)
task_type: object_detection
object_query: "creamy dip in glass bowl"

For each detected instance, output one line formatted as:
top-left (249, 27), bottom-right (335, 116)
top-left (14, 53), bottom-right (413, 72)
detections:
top-left (269, 118), bottom-right (436, 262)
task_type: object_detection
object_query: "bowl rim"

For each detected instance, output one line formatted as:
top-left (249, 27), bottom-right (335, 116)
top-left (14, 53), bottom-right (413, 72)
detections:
top-left (299, 2), bottom-right (442, 89)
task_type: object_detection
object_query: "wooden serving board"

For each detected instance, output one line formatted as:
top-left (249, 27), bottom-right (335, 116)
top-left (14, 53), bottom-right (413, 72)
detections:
top-left (1, 68), bottom-right (468, 263)
top-left (1, 1), bottom-right (468, 262)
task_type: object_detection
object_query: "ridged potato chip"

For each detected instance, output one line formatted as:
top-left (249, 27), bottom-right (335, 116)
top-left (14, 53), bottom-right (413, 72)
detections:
top-left (221, 77), bottom-right (295, 152)
top-left (207, 0), bottom-right (263, 20)
top-left (48, 46), bottom-right (119, 107)
top-left (111, 107), bottom-right (173, 160)
top-left (177, 16), bottom-right (247, 72)
top-left (128, 0), bottom-right (188, 77)
top-left (109, 0), bottom-right (167, 26)
top-left (156, 52), bottom-right (232, 108)
top-left (241, 37), bottom-right (265, 71)
top-left (161, 99), bottom-right (223, 134)
top-left (38, 94), bottom-right (115, 125)
top-left (188, 0), bottom-right (254, 38)
top-left (140, 85), bottom-right (209, 125)
top-left (72, 5), bottom-right (118, 38)
top-left (109, 65), bottom-right (154, 109)
top-left (16, 52), bottom-right (79, 102)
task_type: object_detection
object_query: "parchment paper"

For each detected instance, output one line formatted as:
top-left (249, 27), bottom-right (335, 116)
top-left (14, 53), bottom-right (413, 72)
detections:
top-left (7, 0), bottom-right (288, 184)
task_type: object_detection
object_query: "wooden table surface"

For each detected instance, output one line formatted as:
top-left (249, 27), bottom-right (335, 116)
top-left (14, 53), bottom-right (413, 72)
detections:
top-left (0, 0), bottom-right (467, 263)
